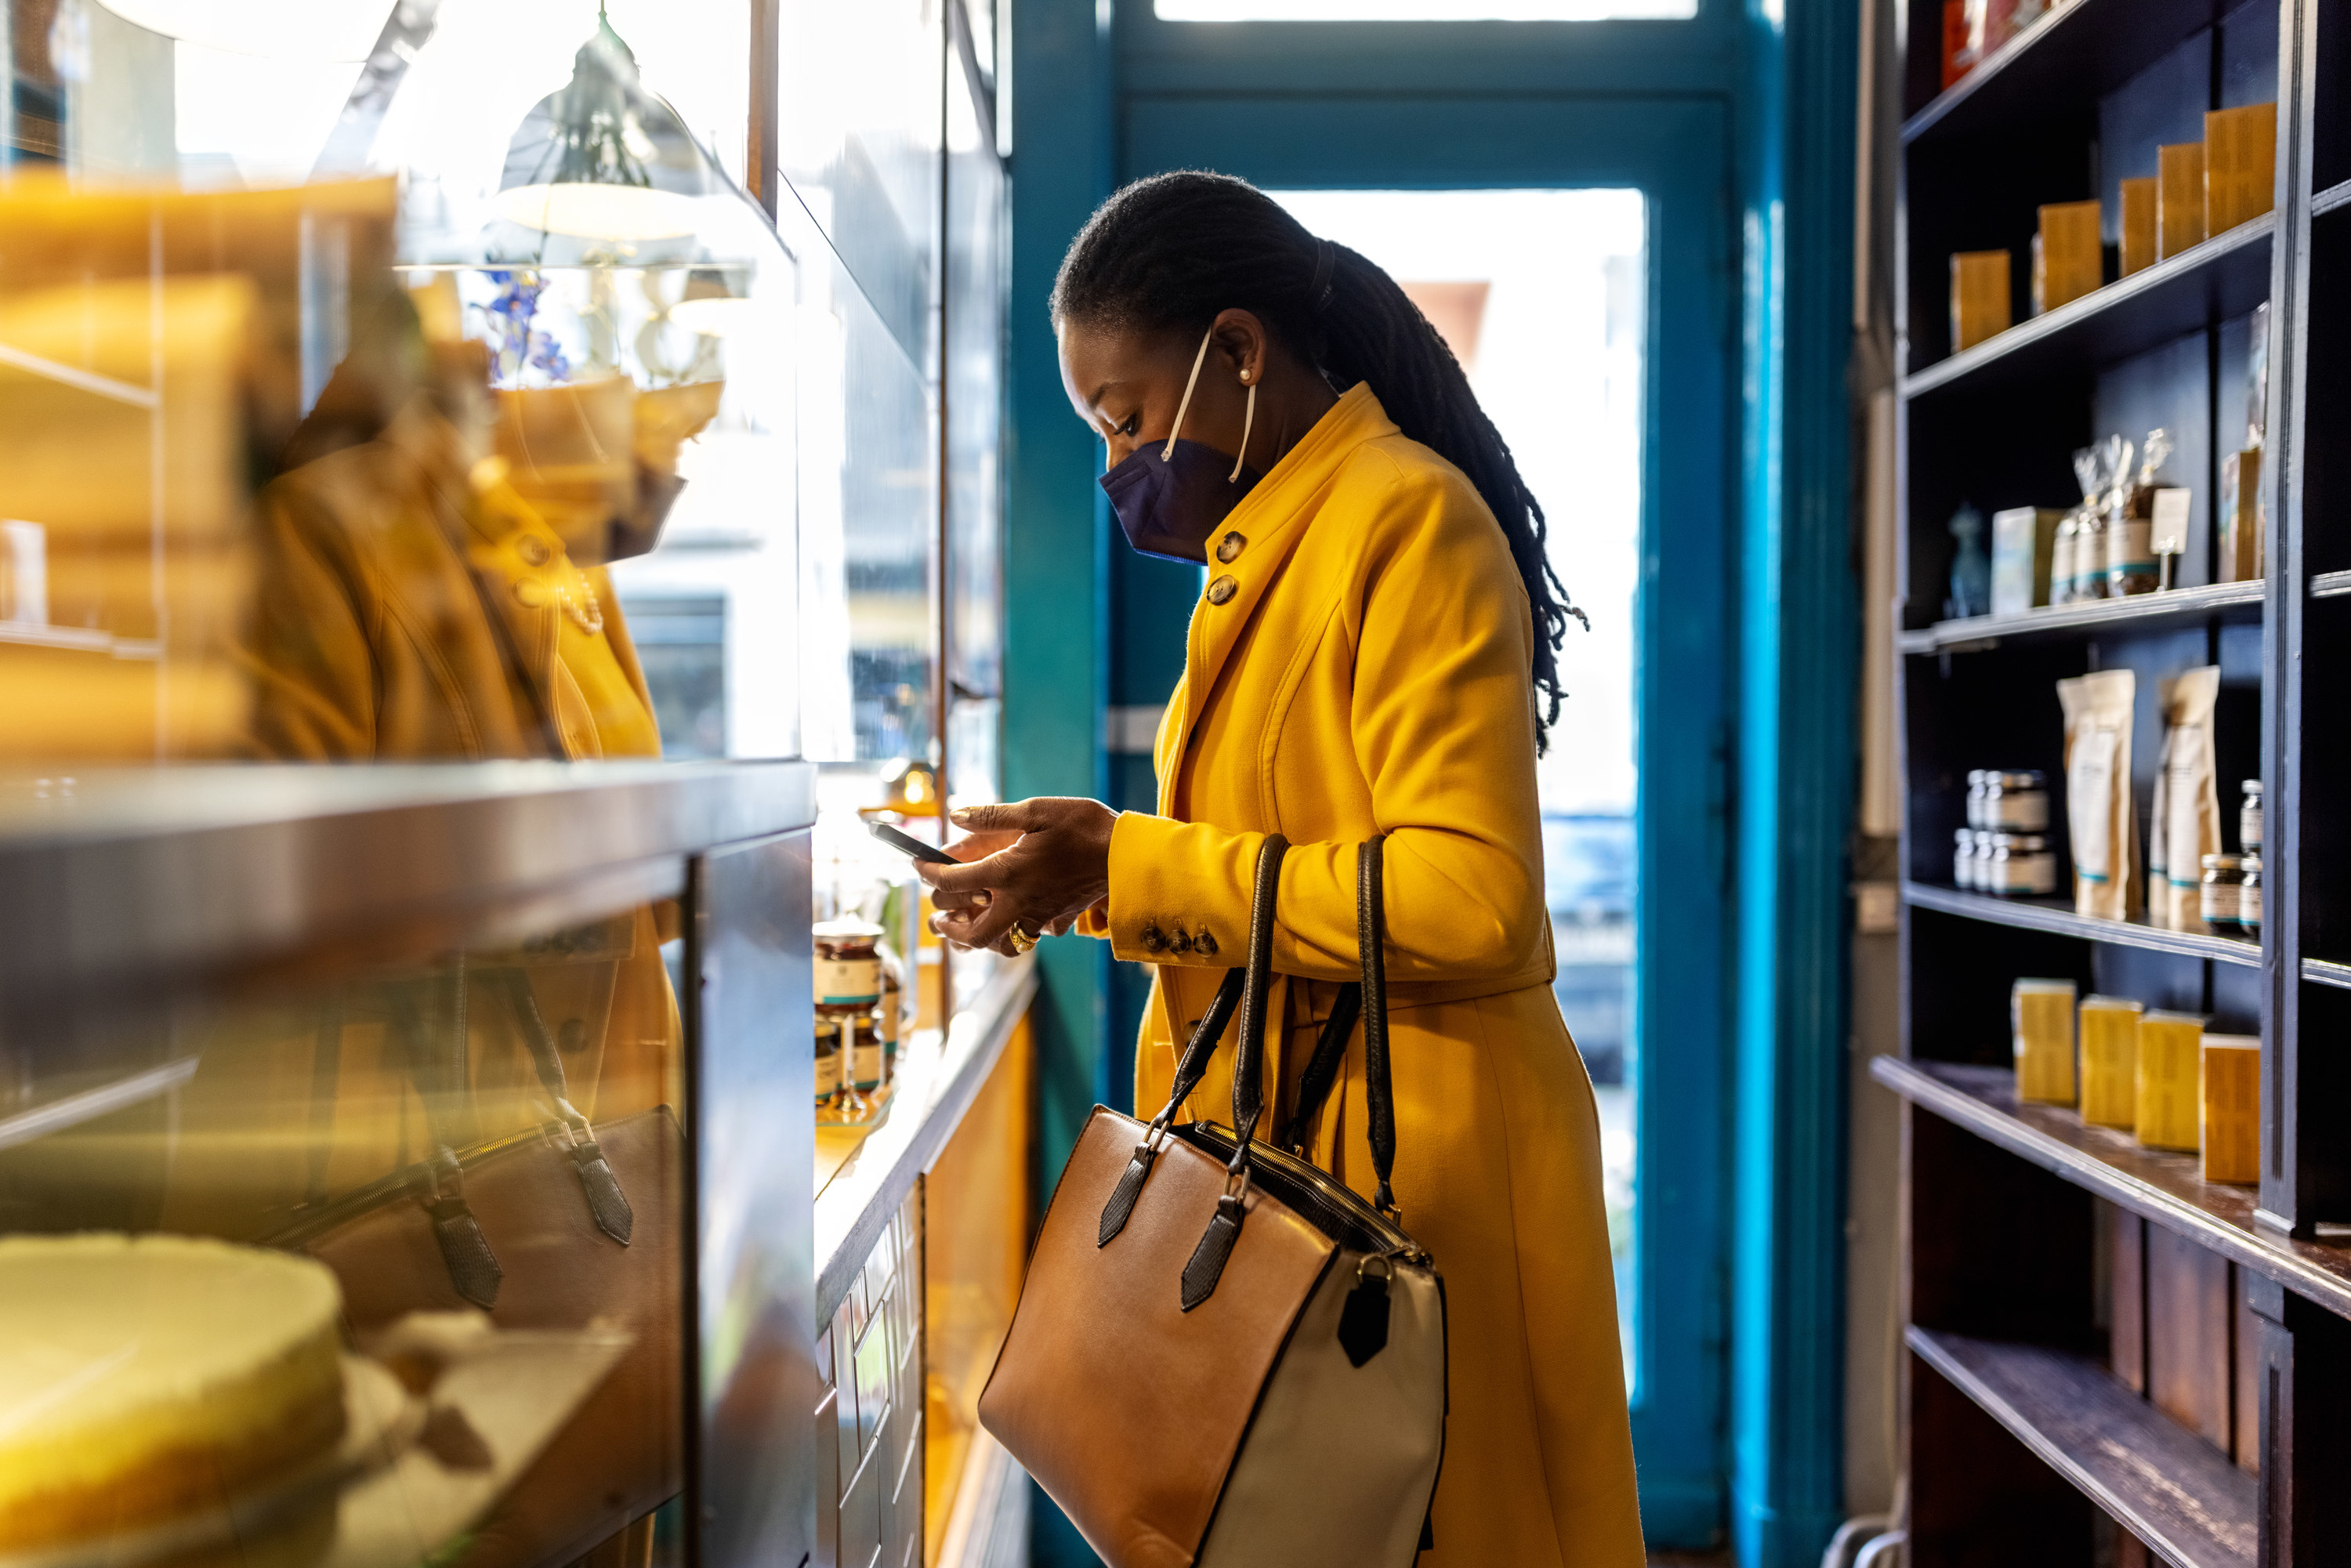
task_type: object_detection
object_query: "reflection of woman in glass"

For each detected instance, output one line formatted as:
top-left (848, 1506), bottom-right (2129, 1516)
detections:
top-left (924, 172), bottom-right (1643, 1563)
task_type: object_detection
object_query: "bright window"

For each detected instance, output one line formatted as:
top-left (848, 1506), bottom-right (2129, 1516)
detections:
top-left (1157, 0), bottom-right (1695, 21)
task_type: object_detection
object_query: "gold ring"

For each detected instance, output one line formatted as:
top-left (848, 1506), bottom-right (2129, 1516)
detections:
top-left (1007, 925), bottom-right (1038, 954)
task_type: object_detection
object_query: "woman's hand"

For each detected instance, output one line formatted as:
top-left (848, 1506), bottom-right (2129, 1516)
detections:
top-left (922, 798), bottom-right (1118, 956)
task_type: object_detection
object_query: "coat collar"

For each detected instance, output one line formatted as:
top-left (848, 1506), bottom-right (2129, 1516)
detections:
top-left (1157, 382), bottom-right (1398, 811)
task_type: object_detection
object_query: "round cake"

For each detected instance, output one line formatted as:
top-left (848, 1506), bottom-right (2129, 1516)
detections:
top-left (0, 1233), bottom-right (347, 1550)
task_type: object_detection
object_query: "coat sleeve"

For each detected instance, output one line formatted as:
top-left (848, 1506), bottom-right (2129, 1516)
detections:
top-left (1104, 460), bottom-right (1551, 985)
top-left (235, 472), bottom-right (382, 761)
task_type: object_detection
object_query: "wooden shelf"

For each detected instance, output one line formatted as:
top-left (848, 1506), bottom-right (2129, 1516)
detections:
top-left (1907, 1326), bottom-right (2256, 1568)
top-left (1903, 0), bottom-right (2225, 149)
top-left (2302, 956), bottom-right (2351, 990)
top-left (1899, 579), bottom-right (2266, 654)
top-left (1904, 882), bottom-right (2262, 967)
top-left (1875, 1058), bottom-right (2351, 1319)
top-left (1903, 217), bottom-right (2273, 400)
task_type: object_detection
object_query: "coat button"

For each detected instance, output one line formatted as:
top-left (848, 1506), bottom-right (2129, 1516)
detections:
top-left (1215, 532), bottom-right (1244, 564)
top-left (516, 535), bottom-right (552, 566)
top-left (513, 578), bottom-right (550, 608)
top-left (1206, 574), bottom-right (1237, 605)
top-left (1193, 929), bottom-right (1218, 956)
top-left (1168, 927), bottom-right (1193, 954)
top-left (1141, 924), bottom-right (1169, 954)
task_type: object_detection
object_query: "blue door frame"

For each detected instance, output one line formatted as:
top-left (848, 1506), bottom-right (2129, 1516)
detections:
top-left (1005, 1), bottom-right (1860, 1559)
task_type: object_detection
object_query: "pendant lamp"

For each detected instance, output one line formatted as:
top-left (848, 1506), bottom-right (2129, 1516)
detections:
top-left (494, 6), bottom-right (711, 248)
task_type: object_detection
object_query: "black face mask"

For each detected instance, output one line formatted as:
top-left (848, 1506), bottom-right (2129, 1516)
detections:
top-left (1099, 329), bottom-right (1262, 565)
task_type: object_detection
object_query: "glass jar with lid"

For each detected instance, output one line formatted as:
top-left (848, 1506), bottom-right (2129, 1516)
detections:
top-left (1965, 770), bottom-right (1990, 829)
top-left (1984, 771), bottom-right (2049, 831)
top-left (813, 916), bottom-right (887, 1011)
top-left (2241, 856), bottom-right (2262, 938)
top-left (815, 1015), bottom-right (844, 1111)
top-left (2241, 780), bottom-right (2264, 856)
top-left (2201, 854), bottom-right (2248, 932)
top-left (1954, 827), bottom-right (1979, 889)
top-left (1987, 834), bottom-right (2056, 897)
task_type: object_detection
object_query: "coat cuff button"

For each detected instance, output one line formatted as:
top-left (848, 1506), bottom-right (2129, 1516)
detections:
top-left (1141, 925), bottom-right (1170, 953)
top-left (1193, 929), bottom-right (1218, 955)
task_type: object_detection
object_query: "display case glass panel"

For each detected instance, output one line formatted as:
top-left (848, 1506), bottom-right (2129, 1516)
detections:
top-left (0, 882), bottom-right (690, 1568)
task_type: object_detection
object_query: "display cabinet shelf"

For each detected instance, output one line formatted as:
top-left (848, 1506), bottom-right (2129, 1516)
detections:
top-left (1903, 216), bottom-right (2273, 400)
top-left (2314, 179), bottom-right (2351, 219)
top-left (1876, 1059), bottom-right (2351, 1319)
top-left (1906, 1325), bottom-right (2257, 1568)
top-left (1897, 579), bottom-right (2266, 654)
top-left (2309, 569), bottom-right (2351, 599)
top-left (1902, 882), bottom-right (2262, 967)
top-left (1902, 0), bottom-right (2226, 147)
top-left (2300, 956), bottom-right (2351, 990)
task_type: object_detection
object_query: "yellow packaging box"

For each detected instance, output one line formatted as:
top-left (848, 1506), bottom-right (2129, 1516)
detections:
top-left (2220, 447), bottom-right (2263, 582)
top-left (2012, 979), bottom-right (2078, 1104)
top-left (2157, 143), bottom-right (2208, 260)
top-left (2205, 103), bottom-right (2278, 234)
top-left (2034, 200), bottom-right (2104, 314)
top-left (2201, 1034), bottom-right (2261, 1184)
top-left (1951, 249), bottom-right (2012, 352)
top-left (2135, 1010), bottom-right (2204, 1150)
top-left (2120, 177), bottom-right (2158, 276)
top-left (2078, 995), bottom-right (2143, 1128)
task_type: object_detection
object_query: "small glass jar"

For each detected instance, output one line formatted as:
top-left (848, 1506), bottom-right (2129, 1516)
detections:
top-left (878, 954), bottom-right (904, 1070)
top-left (1955, 827), bottom-right (1979, 889)
top-left (813, 916), bottom-right (886, 1009)
top-left (2241, 856), bottom-right (2262, 938)
top-left (2201, 854), bottom-right (2248, 931)
top-left (2241, 779), bottom-right (2264, 856)
top-left (1987, 834), bottom-right (2057, 897)
top-left (814, 1016), bottom-right (842, 1110)
top-left (849, 1012), bottom-right (887, 1095)
top-left (1965, 770), bottom-right (1989, 830)
top-left (1985, 770), bottom-right (2049, 832)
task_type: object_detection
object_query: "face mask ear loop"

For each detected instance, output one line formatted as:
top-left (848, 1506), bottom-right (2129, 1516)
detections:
top-left (1163, 329), bottom-right (1215, 462)
top-left (1228, 381), bottom-right (1256, 483)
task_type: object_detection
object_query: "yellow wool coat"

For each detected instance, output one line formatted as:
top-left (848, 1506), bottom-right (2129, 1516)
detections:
top-left (1099, 384), bottom-right (1644, 1566)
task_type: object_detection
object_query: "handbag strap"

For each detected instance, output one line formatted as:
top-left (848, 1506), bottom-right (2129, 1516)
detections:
top-left (1268, 837), bottom-right (1397, 1212)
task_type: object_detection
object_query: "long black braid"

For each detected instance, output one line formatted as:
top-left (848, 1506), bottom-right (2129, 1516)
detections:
top-left (1052, 169), bottom-right (1588, 752)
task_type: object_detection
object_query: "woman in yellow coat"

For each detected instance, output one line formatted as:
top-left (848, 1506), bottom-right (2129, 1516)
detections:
top-left (925, 172), bottom-right (1645, 1565)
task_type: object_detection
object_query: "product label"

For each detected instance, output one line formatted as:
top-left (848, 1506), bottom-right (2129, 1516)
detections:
top-left (815, 955), bottom-right (882, 1006)
top-left (2242, 883), bottom-right (2262, 927)
top-left (815, 1044), bottom-right (841, 1102)
top-left (2106, 520), bottom-right (2155, 581)
top-left (1991, 795), bottom-right (2049, 831)
top-left (852, 1034), bottom-right (884, 1091)
top-left (2242, 804), bottom-right (2263, 854)
top-left (2201, 882), bottom-right (2242, 925)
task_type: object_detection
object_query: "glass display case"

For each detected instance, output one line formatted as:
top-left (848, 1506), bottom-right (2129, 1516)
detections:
top-left (0, 0), bottom-right (1019, 1565)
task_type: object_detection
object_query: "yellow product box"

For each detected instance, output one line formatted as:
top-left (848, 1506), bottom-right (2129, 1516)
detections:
top-left (2135, 1010), bottom-right (2204, 1150)
top-left (2219, 447), bottom-right (2263, 581)
top-left (2078, 994), bottom-right (2143, 1128)
top-left (2012, 978), bottom-right (2078, 1104)
top-left (2205, 103), bottom-right (2279, 234)
top-left (2201, 1034), bottom-right (2261, 1185)
top-left (1950, 249), bottom-right (2012, 353)
top-left (2034, 201), bottom-right (2104, 314)
top-left (2157, 143), bottom-right (2208, 259)
top-left (2119, 177), bottom-right (2157, 276)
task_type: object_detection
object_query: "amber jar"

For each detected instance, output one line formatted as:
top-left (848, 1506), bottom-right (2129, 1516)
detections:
top-left (813, 917), bottom-right (886, 1010)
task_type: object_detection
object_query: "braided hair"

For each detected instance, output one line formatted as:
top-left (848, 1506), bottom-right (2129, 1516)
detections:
top-left (1052, 169), bottom-right (1587, 752)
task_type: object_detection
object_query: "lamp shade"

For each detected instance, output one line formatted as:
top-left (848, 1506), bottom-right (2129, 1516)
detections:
top-left (495, 14), bottom-right (711, 247)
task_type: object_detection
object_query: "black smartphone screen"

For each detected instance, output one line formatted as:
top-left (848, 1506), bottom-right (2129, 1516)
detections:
top-left (867, 819), bottom-right (959, 865)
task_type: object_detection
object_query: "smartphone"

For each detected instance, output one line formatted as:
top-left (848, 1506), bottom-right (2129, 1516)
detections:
top-left (868, 819), bottom-right (960, 865)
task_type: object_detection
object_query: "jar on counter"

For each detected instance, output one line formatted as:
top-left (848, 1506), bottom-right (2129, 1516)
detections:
top-left (878, 954), bottom-right (904, 1075)
top-left (2241, 856), bottom-right (2262, 938)
top-left (1984, 770), bottom-right (2050, 831)
top-left (2201, 854), bottom-right (2248, 931)
top-left (849, 1012), bottom-right (887, 1095)
top-left (813, 916), bottom-right (886, 1010)
top-left (1965, 770), bottom-right (1989, 830)
top-left (815, 1016), bottom-right (843, 1110)
top-left (1987, 834), bottom-right (2057, 897)
top-left (2241, 779), bottom-right (2264, 856)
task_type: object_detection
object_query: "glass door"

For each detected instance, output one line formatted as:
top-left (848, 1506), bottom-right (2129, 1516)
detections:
top-left (1267, 187), bottom-right (1648, 1374)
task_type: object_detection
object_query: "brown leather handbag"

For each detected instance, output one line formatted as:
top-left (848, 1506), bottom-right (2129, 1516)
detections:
top-left (270, 961), bottom-right (683, 1568)
top-left (980, 837), bottom-right (1447, 1568)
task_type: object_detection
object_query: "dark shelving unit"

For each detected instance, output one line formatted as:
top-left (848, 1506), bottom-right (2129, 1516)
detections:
top-left (1893, 0), bottom-right (2351, 1555)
